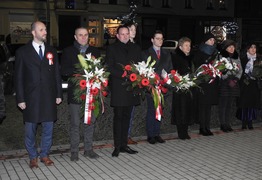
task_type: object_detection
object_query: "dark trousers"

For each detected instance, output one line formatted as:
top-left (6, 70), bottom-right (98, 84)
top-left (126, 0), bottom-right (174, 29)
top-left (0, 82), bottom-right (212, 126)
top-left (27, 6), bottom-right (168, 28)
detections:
top-left (199, 104), bottom-right (211, 130)
top-left (146, 94), bottom-right (161, 138)
top-left (69, 104), bottom-right (95, 153)
top-left (113, 106), bottom-right (133, 148)
top-left (177, 124), bottom-right (188, 138)
top-left (219, 96), bottom-right (233, 126)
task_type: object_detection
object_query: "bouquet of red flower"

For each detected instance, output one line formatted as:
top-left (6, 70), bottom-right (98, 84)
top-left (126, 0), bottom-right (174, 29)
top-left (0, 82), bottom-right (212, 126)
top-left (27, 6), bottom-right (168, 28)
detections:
top-left (194, 57), bottom-right (238, 84)
top-left (70, 53), bottom-right (110, 124)
top-left (194, 63), bottom-right (220, 84)
top-left (122, 56), bottom-right (167, 120)
top-left (161, 69), bottom-right (197, 92)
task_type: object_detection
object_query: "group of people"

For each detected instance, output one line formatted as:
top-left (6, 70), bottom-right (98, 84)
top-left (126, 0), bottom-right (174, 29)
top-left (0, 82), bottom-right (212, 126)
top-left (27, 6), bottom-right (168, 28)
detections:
top-left (13, 20), bottom-right (261, 169)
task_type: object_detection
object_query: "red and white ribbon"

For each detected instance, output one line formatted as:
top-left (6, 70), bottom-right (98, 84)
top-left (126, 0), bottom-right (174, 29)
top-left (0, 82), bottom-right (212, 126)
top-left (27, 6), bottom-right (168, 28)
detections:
top-left (46, 52), bottom-right (53, 65)
top-left (84, 81), bottom-right (93, 124)
top-left (152, 86), bottom-right (162, 121)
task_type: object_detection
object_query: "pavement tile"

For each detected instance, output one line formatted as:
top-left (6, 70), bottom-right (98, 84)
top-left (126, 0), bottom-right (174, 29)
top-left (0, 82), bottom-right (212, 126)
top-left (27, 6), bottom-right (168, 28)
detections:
top-left (1, 125), bottom-right (262, 180)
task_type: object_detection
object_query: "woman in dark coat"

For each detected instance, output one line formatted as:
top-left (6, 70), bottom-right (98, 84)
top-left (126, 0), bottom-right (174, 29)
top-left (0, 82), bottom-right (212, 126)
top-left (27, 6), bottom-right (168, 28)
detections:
top-left (236, 42), bottom-right (261, 129)
top-left (192, 33), bottom-right (219, 136)
top-left (218, 39), bottom-right (243, 132)
top-left (171, 37), bottom-right (195, 140)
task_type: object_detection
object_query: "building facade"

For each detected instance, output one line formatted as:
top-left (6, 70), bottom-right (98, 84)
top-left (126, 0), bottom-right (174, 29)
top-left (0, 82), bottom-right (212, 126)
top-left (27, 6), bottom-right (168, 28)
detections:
top-left (0, 0), bottom-right (249, 50)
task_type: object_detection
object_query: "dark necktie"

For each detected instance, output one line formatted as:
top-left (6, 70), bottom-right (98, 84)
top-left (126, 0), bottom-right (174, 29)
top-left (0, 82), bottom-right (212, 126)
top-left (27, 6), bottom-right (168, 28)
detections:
top-left (157, 50), bottom-right (160, 59)
top-left (39, 45), bottom-right (43, 60)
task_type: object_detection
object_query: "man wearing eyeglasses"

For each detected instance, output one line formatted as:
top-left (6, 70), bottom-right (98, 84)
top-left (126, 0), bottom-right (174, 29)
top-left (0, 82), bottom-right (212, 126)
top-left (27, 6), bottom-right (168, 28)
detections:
top-left (142, 30), bottom-right (173, 144)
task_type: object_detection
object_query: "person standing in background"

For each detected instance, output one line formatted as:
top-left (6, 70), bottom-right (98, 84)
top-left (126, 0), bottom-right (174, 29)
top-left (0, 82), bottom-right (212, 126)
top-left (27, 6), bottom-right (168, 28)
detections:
top-left (218, 39), bottom-right (243, 132)
top-left (192, 33), bottom-right (219, 136)
top-left (171, 37), bottom-right (195, 140)
top-left (142, 30), bottom-right (172, 144)
top-left (236, 42), bottom-right (261, 129)
top-left (125, 22), bottom-right (138, 145)
top-left (15, 21), bottom-right (62, 168)
top-left (60, 27), bottom-right (101, 161)
top-left (106, 25), bottom-right (141, 157)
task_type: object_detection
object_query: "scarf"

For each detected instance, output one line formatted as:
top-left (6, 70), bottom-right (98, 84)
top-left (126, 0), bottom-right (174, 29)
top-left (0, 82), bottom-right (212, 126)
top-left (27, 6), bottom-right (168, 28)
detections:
top-left (199, 43), bottom-right (216, 56)
top-left (73, 41), bottom-right (89, 55)
top-left (245, 52), bottom-right (256, 74)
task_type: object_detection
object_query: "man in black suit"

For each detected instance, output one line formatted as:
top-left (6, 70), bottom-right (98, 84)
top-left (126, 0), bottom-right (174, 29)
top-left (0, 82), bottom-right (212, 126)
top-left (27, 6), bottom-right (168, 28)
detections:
top-left (60, 27), bottom-right (101, 161)
top-left (105, 25), bottom-right (141, 157)
top-left (142, 30), bottom-right (173, 144)
top-left (15, 21), bottom-right (62, 168)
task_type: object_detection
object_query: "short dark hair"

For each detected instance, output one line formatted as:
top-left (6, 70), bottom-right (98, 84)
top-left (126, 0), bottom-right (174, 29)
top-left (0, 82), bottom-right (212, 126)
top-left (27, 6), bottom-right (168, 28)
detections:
top-left (124, 22), bottom-right (137, 28)
top-left (151, 30), bottom-right (164, 39)
top-left (117, 25), bottom-right (129, 34)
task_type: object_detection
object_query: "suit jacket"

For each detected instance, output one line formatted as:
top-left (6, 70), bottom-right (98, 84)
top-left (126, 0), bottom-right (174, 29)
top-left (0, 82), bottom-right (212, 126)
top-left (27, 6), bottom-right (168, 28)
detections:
top-left (142, 47), bottom-right (173, 75)
top-left (106, 40), bottom-right (141, 107)
top-left (60, 44), bottom-right (101, 104)
top-left (15, 41), bottom-right (62, 123)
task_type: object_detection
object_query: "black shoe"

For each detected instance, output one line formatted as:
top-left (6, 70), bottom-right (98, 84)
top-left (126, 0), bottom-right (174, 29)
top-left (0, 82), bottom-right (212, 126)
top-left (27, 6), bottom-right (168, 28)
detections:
top-left (70, 152), bottom-right (79, 162)
top-left (112, 148), bottom-right (120, 157)
top-left (226, 126), bottom-right (233, 132)
top-left (84, 150), bottom-right (99, 159)
top-left (220, 125), bottom-right (228, 132)
top-left (186, 134), bottom-right (191, 139)
top-left (178, 135), bottom-right (187, 140)
top-left (120, 146), bottom-right (138, 154)
top-left (248, 122), bottom-right (254, 130)
top-left (206, 129), bottom-right (214, 136)
top-left (199, 129), bottom-right (209, 136)
top-left (242, 125), bottom-right (247, 130)
top-left (147, 137), bottom-right (156, 144)
top-left (155, 136), bottom-right (165, 143)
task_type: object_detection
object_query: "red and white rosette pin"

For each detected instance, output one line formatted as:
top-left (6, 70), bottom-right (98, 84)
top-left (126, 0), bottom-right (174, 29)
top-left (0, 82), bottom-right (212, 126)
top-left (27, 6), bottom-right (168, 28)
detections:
top-left (46, 52), bottom-right (54, 65)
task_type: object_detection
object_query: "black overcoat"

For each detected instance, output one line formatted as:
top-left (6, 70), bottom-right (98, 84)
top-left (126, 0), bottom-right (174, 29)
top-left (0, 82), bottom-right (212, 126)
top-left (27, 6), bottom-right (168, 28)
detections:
top-left (15, 41), bottom-right (62, 123)
top-left (237, 54), bottom-right (261, 108)
top-left (171, 48), bottom-right (195, 125)
top-left (60, 44), bottom-right (101, 104)
top-left (105, 41), bottom-right (142, 107)
top-left (192, 47), bottom-right (219, 105)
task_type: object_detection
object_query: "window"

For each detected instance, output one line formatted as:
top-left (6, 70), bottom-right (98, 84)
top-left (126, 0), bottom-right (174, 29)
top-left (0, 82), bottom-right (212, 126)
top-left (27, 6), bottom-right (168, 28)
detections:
top-left (90, 0), bottom-right (99, 4)
top-left (109, 0), bottom-right (117, 5)
top-left (65, 0), bottom-right (75, 9)
top-left (185, 0), bottom-right (192, 9)
top-left (142, 0), bottom-right (150, 7)
top-left (162, 0), bottom-right (169, 8)
top-left (219, 0), bottom-right (226, 10)
top-left (206, 0), bottom-right (214, 10)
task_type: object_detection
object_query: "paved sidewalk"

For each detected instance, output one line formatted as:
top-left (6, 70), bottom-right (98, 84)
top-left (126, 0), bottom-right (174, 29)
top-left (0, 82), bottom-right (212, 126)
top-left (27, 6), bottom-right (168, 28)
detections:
top-left (1, 125), bottom-right (262, 180)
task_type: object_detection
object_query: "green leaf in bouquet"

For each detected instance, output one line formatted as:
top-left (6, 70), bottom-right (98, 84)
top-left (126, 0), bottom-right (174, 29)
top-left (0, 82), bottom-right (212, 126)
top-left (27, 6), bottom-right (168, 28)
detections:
top-left (78, 54), bottom-right (88, 69)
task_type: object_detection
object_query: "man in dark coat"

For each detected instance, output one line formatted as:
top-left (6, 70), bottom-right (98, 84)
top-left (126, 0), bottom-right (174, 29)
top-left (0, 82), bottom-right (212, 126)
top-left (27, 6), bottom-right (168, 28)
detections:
top-left (142, 30), bottom-right (172, 144)
top-left (60, 27), bottom-right (100, 161)
top-left (105, 25), bottom-right (141, 157)
top-left (15, 21), bottom-right (62, 168)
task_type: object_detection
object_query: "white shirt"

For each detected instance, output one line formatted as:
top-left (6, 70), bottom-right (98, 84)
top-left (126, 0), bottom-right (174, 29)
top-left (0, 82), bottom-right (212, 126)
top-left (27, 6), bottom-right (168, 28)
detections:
top-left (32, 41), bottom-right (45, 57)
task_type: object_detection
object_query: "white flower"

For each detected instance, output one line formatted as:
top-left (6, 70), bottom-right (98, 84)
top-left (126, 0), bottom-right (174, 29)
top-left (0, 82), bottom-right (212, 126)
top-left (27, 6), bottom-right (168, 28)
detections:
top-left (93, 81), bottom-right (101, 89)
top-left (82, 69), bottom-right (94, 80)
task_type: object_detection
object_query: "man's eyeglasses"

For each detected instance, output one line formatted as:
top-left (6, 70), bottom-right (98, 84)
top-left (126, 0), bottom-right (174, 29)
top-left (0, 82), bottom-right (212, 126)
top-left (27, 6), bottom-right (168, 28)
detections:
top-left (154, 38), bottom-right (164, 41)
